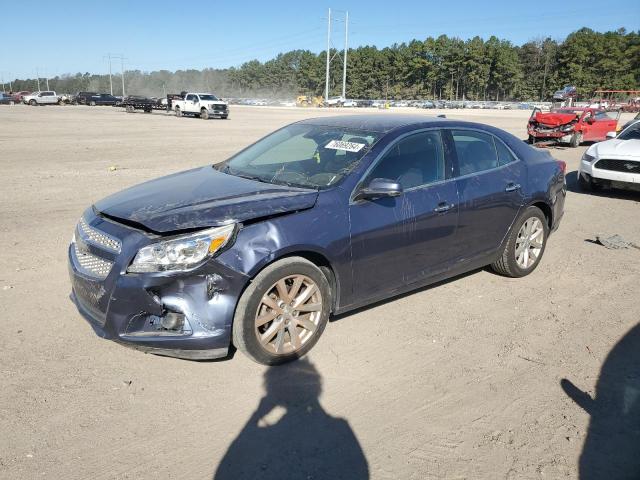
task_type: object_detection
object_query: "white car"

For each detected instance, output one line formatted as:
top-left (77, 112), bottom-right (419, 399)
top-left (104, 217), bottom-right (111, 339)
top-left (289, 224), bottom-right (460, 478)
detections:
top-left (172, 92), bottom-right (228, 119)
top-left (23, 91), bottom-right (60, 105)
top-left (577, 122), bottom-right (640, 191)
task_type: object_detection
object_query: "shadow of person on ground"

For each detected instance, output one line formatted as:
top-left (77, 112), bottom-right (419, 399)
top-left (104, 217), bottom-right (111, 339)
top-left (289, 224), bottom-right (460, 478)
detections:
top-left (214, 358), bottom-right (369, 480)
top-left (561, 323), bottom-right (640, 479)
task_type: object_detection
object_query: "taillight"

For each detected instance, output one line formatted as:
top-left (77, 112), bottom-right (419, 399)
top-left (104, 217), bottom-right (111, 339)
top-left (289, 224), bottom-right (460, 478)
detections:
top-left (557, 160), bottom-right (567, 174)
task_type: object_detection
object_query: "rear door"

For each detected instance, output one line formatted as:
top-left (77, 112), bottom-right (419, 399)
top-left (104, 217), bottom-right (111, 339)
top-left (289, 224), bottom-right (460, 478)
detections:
top-left (349, 129), bottom-right (459, 299)
top-left (448, 129), bottom-right (525, 262)
top-left (185, 94), bottom-right (198, 112)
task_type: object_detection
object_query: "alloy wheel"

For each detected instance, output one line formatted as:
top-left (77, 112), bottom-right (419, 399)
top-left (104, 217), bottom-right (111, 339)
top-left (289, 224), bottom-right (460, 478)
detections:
top-left (254, 274), bottom-right (323, 355)
top-left (515, 217), bottom-right (544, 269)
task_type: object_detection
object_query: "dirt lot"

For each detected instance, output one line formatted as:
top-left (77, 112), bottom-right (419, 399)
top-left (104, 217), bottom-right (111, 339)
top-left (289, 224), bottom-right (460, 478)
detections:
top-left (1, 104), bottom-right (638, 479)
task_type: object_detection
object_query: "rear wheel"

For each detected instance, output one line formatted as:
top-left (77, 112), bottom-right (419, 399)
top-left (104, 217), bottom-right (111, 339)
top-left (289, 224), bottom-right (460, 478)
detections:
top-left (29, 99), bottom-right (36, 106)
top-left (491, 206), bottom-right (548, 278)
top-left (200, 108), bottom-right (209, 120)
top-left (232, 257), bottom-right (331, 365)
top-left (570, 132), bottom-right (582, 148)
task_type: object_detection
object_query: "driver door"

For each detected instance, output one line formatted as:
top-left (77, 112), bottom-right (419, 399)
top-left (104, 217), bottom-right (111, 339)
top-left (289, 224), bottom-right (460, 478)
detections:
top-left (349, 130), bottom-right (459, 301)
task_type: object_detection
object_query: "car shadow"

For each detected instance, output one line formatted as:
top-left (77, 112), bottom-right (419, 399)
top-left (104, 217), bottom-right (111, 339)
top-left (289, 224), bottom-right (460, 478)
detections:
top-left (566, 170), bottom-right (640, 200)
top-left (213, 358), bottom-right (369, 480)
top-left (560, 323), bottom-right (640, 479)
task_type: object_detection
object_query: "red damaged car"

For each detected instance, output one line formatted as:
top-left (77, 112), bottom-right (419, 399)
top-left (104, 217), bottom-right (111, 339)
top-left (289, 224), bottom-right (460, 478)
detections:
top-left (527, 107), bottom-right (619, 147)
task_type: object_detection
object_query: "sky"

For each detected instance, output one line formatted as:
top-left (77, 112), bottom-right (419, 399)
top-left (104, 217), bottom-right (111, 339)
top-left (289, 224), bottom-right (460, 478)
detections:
top-left (1, 0), bottom-right (638, 81)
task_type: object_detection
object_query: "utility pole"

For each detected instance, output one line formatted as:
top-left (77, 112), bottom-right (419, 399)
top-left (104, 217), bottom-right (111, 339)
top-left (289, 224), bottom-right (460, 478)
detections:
top-left (46, 75), bottom-right (49, 90)
top-left (36, 68), bottom-right (41, 91)
top-left (104, 54), bottom-right (113, 95)
top-left (341, 10), bottom-right (348, 100)
top-left (120, 55), bottom-right (126, 98)
top-left (109, 54), bottom-right (127, 97)
top-left (325, 8), bottom-right (331, 102)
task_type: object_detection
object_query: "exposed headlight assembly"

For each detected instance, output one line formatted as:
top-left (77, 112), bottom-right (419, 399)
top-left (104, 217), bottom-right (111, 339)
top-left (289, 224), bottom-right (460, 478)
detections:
top-left (128, 224), bottom-right (236, 273)
top-left (560, 124), bottom-right (576, 132)
top-left (581, 152), bottom-right (596, 163)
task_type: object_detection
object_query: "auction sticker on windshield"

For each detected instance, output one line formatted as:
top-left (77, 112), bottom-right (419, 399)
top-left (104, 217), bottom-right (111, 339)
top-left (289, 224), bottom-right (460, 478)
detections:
top-left (325, 140), bottom-right (366, 152)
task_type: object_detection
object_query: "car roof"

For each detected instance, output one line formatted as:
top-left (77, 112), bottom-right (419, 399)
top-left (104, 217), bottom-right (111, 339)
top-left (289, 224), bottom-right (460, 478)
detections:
top-left (298, 114), bottom-right (454, 133)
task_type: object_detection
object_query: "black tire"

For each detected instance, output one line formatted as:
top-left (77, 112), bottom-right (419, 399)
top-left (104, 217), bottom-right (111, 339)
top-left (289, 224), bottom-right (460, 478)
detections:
top-left (491, 206), bottom-right (549, 278)
top-left (175, 106), bottom-right (182, 117)
top-left (29, 99), bottom-right (36, 106)
top-left (125, 105), bottom-right (134, 113)
top-left (200, 108), bottom-right (208, 120)
top-left (578, 172), bottom-right (593, 191)
top-left (577, 172), bottom-right (602, 192)
top-left (232, 257), bottom-right (331, 366)
top-left (569, 132), bottom-right (582, 148)
top-left (527, 134), bottom-right (536, 145)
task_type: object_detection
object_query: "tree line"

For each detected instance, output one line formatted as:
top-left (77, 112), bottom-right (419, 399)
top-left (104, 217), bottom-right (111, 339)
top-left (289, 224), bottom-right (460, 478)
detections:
top-left (9, 27), bottom-right (639, 101)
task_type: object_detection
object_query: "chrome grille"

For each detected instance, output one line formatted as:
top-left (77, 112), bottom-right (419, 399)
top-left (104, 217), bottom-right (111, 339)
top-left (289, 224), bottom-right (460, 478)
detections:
top-left (74, 243), bottom-right (113, 279)
top-left (78, 217), bottom-right (121, 253)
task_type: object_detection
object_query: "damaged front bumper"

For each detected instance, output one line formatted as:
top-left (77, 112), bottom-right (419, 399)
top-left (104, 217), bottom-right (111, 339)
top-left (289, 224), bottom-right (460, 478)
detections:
top-left (68, 209), bottom-right (249, 360)
top-left (527, 125), bottom-right (575, 143)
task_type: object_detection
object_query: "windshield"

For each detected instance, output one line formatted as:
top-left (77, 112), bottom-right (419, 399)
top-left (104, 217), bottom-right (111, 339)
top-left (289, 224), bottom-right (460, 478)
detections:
top-left (220, 123), bottom-right (380, 189)
top-left (554, 109), bottom-right (582, 115)
top-left (199, 94), bottom-right (219, 101)
top-left (618, 123), bottom-right (640, 141)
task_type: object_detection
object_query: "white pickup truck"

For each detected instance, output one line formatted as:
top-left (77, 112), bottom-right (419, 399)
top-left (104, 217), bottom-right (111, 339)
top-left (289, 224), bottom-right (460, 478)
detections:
top-left (172, 93), bottom-right (229, 119)
top-left (23, 91), bottom-right (61, 105)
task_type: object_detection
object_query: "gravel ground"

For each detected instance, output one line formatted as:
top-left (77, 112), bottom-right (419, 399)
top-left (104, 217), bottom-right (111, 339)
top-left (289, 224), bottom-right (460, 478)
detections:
top-left (0, 104), bottom-right (638, 479)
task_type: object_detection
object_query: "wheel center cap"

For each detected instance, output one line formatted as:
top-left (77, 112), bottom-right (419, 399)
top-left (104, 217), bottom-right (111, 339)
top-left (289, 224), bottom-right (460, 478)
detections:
top-left (283, 305), bottom-right (293, 315)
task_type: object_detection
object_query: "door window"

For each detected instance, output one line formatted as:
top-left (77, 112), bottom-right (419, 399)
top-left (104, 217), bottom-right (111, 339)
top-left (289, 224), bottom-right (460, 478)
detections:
top-left (451, 130), bottom-right (499, 175)
top-left (366, 131), bottom-right (445, 189)
top-left (186, 94), bottom-right (196, 102)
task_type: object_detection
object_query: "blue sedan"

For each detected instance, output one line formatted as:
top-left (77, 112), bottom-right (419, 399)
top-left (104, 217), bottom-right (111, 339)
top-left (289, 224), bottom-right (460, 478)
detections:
top-left (68, 115), bottom-right (566, 365)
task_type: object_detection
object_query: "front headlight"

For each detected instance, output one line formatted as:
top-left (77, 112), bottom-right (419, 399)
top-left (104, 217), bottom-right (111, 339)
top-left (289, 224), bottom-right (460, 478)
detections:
top-left (128, 224), bottom-right (235, 273)
top-left (581, 152), bottom-right (596, 163)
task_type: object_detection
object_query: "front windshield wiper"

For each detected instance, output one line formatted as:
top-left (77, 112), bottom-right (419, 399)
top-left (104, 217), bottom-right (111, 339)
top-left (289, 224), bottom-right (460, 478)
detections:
top-left (222, 165), bottom-right (271, 184)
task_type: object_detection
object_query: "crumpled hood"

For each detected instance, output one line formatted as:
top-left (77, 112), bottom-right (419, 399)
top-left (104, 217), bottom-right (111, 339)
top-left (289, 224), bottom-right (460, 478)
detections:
top-left (94, 166), bottom-right (318, 233)
top-left (592, 139), bottom-right (640, 158)
top-left (533, 112), bottom-right (577, 127)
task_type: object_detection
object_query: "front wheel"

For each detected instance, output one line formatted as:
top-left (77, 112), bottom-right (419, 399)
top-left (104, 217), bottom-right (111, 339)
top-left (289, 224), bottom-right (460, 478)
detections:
top-left (175, 106), bottom-right (181, 117)
top-left (232, 257), bottom-right (331, 365)
top-left (569, 132), bottom-right (582, 148)
top-left (200, 108), bottom-right (209, 120)
top-left (491, 206), bottom-right (549, 278)
top-left (29, 99), bottom-right (37, 106)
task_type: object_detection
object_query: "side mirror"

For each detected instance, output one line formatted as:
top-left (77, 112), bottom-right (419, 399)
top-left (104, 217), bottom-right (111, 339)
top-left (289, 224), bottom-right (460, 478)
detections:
top-left (586, 116), bottom-right (595, 124)
top-left (606, 131), bottom-right (616, 139)
top-left (354, 178), bottom-right (403, 201)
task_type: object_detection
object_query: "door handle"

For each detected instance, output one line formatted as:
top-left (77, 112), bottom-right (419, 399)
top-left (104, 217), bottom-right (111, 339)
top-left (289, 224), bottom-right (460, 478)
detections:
top-left (505, 183), bottom-right (521, 192)
top-left (434, 202), bottom-right (454, 213)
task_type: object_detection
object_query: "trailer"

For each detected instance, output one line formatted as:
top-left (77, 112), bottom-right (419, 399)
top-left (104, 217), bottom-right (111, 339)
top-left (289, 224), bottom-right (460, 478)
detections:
top-left (121, 95), bottom-right (157, 113)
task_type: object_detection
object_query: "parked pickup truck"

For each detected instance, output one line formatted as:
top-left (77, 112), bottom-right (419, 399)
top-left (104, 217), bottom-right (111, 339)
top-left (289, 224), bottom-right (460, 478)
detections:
top-left (23, 91), bottom-right (61, 105)
top-left (172, 92), bottom-right (229, 119)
